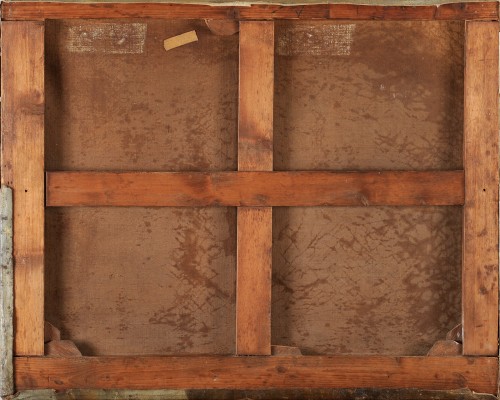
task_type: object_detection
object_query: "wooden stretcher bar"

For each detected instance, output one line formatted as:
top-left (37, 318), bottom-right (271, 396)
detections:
top-left (14, 355), bottom-right (499, 393)
top-left (236, 21), bottom-right (274, 356)
top-left (45, 170), bottom-right (465, 207)
top-left (1, 2), bottom-right (498, 21)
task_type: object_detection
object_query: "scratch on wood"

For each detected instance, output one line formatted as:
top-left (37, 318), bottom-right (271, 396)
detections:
top-left (0, 186), bottom-right (13, 397)
top-left (66, 23), bottom-right (147, 54)
top-left (276, 23), bottom-right (355, 56)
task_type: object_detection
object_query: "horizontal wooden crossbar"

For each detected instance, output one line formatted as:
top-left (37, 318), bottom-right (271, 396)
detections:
top-left (1, 2), bottom-right (498, 21)
top-left (46, 170), bottom-right (464, 207)
top-left (14, 356), bottom-right (498, 393)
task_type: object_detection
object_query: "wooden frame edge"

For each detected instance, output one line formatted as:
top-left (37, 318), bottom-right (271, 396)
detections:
top-left (1, 2), bottom-right (498, 21)
top-left (1, 21), bottom-right (45, 356)
top-left (13, 356), bottom-right (499, 394)
top-left (462, 20), bottom-right (499, 356)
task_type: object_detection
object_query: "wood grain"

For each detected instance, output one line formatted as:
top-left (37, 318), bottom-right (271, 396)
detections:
top-left (433, 2), bottom-right (498, 19)
top-left (1, 2), bottom-right (497, 21)
top-left (236, 21), bottom-right (274, 356)
top-left (329, 2), bottom-right (498, 20)
top-left (462, 21), bottom-right (499, 356)
top-left (1, 22), bottom-right (45, 356)
top-left (236, 207), bottom-right (272, 355)
top-left (237, 4), bottom-right (330, 20)
top-left (14, 356), bottom-right (498, 393)
top-left (46, 171), bottom-right (464, 207)
top-left (1, 3), bottom-right (235, 20)
top-left (238, 22), bottom-right (274, 172)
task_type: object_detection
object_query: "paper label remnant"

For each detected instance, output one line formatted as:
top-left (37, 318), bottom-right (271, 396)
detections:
top-left (277, 24), bottom-right (356, 56)
top-left (66, 23), bottom-right (147, 54)
top-left (164, 30), bottom-right (199, 52)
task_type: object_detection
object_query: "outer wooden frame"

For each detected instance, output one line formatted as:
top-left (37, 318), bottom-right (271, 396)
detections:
top-left (13, 356), bottom-right (499, 394)
top-left (2, 3), bottom-right (499, 395)
top-left (1, 2), bottom-right (498, 21)
top-left (1, 21), bottom-right (45, 357)
top-left (462, 20), bottom-right (499, 356)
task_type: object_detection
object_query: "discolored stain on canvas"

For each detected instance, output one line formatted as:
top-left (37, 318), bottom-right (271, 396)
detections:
top-left (272, 206), bottom-right (462, 355)
top-left (45, 19), bottom-right (238, 172)
top-left (274, 21), bottom-right (464, 171)
top-left (45, 207), bottom-right (236, 355)
top-left (272, 21), bottom-right (463, 354)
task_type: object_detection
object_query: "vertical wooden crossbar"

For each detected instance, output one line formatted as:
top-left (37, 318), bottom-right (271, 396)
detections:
top-left (236, 21), bottom-right (274, 355)
top-left (463, 21), bottom-right (499, 356)
top-left (1, 22), bottom-right (45, 355)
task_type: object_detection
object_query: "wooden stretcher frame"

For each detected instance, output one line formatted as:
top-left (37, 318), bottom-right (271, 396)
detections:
top-left (1, 1), bottom-right (499, 396)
